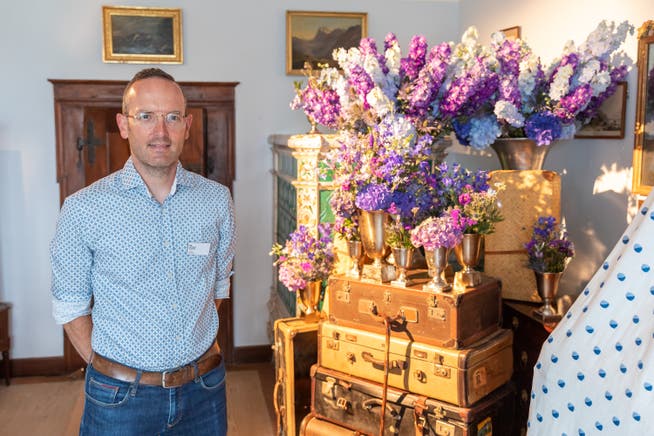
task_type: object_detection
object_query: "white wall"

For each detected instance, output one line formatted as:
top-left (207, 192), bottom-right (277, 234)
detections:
top-left (0, 0), bottom-right (459, 358)
top-left (4, 0), bottom-right (647, 360)
top-left (454, 0), bottom-right (653, 297)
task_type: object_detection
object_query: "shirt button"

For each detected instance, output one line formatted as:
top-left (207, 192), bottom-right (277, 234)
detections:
top-left (167, 272), bottom-right (174, 280)
top-left (171, 303), bottom-right (178, 310)
top-left (175, 335), bottom-right (181, 341)
top-left (163, 240), bottom-right (170, 247)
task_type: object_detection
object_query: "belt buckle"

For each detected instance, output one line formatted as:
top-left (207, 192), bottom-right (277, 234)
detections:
top-left (161, 368), bottom-right (183, 388)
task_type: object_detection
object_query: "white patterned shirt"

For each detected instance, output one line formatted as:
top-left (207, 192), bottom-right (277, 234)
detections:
top-left (50, 158), bottom-right (236, 371)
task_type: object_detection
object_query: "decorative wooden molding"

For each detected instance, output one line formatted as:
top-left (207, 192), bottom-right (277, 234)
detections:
top-left (637, 20), bottom-right (654, 39)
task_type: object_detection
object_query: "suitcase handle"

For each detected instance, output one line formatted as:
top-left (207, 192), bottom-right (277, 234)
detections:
top-left (361, 351), bottom-right (407, 370)
top-left (362, 398), bottom-right (400, 420)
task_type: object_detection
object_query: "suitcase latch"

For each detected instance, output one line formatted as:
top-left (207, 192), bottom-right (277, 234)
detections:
top-left (432, 364), bottom-right (451, 379)
top-left (435, 420), bottom-right (455, 436)
top-left (336, 290), bottom-right (351, 304)
top-left (359, 299), bottom-right (377, 315)
top-left (336, 397), bottom-right (350, 410)
top-left (427, 306), bottom-right (446, 321)
top-left (326, 339), bottom-right (339, 351)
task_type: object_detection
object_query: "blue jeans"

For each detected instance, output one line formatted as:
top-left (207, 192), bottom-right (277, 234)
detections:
top-left (80, 360), bottom-right (227, 435)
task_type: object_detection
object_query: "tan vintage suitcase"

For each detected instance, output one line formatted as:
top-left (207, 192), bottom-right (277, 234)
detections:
top-left (299, 414), bottom-right (363, 436)
top-left (327, 273), bottom-right (501, 349)
top-left (311, 364), bottom-right (515, 436)
top-left (318, 322), bottom-right (513, 407)
top-left (273, 317), bottom-right (319, 436)
top-left (484, 170), bottom-right (561, 302)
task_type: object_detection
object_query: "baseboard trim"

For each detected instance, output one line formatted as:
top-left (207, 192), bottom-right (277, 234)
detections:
top-left (9, 344), bottom-right (273, 378)
top-left (11, 356), bottom-right (67, 377)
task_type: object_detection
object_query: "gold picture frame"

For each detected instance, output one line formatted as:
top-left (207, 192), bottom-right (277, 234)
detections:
top-left (500, 26), bottom-right (521, 40)
top-left (286, 10), bottom-right (367, 75)
top-left (102, 6), bottom-right (183, 64)
top-left (632, 20), bottom-right (654, 196)
top-left (575, 82), bottom-right (627, 139)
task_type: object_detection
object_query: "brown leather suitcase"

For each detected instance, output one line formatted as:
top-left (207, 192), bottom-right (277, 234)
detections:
top-left (299, 413), bottom-right (363, 435)
top-left (311, 364), bottom-right (515, 436)
top-left (273, 317), bottom-right (319, 436)
top-left (318, 322), bottom-right (513, 407)
top-left (327, 273), bottom-right (501, 349)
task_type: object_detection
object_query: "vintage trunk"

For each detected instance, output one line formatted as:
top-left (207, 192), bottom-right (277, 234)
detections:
top-left (327, 274), bottom-right (501, 349)
top-left (299, 414), bottom-right (362, 436)
top-left (484, 170), bottom-right (561, 302)
top-left (318, 322), bottom-right (513, 407)
top-left (311, 365), bottom-right (515, 436)
top-left (273, 317), bottom-right (319, 436)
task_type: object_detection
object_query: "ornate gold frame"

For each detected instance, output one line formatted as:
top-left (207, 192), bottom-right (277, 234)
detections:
top-left (632, 20), bottom-right (654, 196)
top-left (500, 26), bottom-right (521, 41)
top-left (102, 6), bottom-right (183, 64)
top-left (286, 10), bottom-right (367, 75)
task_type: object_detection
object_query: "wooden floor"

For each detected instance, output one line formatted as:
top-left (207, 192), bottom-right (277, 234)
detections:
top-left (0, 362), bottom-right (276, 436)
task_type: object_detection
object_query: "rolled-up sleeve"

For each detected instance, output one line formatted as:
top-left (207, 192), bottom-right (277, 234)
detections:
top-left (213, 188), bottom-right (236, 300)
top-left (50, 197), bottom-right (93, 324)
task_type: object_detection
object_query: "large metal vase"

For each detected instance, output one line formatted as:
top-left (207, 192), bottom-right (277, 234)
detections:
top-left (423, 247), bottom-right (451, 292)
top-left (490, 138), bottom-right (552, 170)
top-left (297, 280), bottom-right (322, 318)
top-left (359, 210), bottom-right (388, 268)
top-left (534, 271), bottom-right (562, 317)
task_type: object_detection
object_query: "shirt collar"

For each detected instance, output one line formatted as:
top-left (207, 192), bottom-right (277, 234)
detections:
top-left (119, 157), bottom-right (197, 195)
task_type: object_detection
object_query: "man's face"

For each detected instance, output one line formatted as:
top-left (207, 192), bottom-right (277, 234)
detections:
top-left (116, 77), bottom-right (192, 174)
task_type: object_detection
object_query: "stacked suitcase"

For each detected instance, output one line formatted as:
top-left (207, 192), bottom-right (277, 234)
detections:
top-left (301, 270), bottom-right (516, 435)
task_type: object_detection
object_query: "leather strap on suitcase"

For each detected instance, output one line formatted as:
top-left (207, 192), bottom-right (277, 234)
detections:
top-left (413, 396), bottom-right (427, 436)
top-left (379, 314), bottom-right (404, 436)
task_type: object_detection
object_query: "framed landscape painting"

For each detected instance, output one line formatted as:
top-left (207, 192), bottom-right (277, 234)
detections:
top-left (575, 81), bottom-right (627, 139)
top-left (102, 6), bottom-right (183, 64)
top-left (286, 11), bottom-right (367, 75)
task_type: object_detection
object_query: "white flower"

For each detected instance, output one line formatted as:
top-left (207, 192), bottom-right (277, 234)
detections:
top-left (549, 64), bottom-right (574, 101)
top-left (518, 54), bottom-right (540, 113)
top-left (577, 59), bottom-right (600, 84)
top-left (494, 100), bottom-right (525, 127)
top-left (589, 70), bottom-right (610, 96)
top-left (384, 41), bottom-right (401, 79)
top-left (366, 88), bottom-right (393, 118)
top-left (363, 53), bottom-right (385, 85)
top-left (461, 26), bottom-right (479, 50)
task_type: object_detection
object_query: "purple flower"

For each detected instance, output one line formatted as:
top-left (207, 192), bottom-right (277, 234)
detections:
top-left (400, 35), bottom-right (428, 82)
top-left (524, 216), bottom-right (574, 273)
top-left (348, 65), bottom-right (375, 109)
top-left (524, 112), bottom-right (563, 146)
top-left (355, 182), bottom-right (393, 211)
top-left (271, 224), bottom-right (334, 292)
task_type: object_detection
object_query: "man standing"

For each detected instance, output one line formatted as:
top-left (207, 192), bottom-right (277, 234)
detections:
top-left (50, 68), bottom-right (236, 435)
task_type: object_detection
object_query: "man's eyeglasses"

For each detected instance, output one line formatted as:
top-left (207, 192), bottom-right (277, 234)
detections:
top-left (124, 111), bottom-right (187, 128)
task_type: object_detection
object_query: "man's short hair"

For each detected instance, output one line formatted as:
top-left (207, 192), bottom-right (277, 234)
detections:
top-left (122, 68), bottom-right (183, 113)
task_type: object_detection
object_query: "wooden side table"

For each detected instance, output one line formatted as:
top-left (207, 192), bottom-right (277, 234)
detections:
top-left (0, 302), bottom-right (11, 385)
top-left (503, 300), bottom-right (557, 436)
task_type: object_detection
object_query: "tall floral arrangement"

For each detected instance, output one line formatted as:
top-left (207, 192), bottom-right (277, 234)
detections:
top-left (524, 216), bottom-right (575, 273)
top-left (452, 20), bottom-right (634, 148)
top-left (270, 224), bottom-right (334, 292)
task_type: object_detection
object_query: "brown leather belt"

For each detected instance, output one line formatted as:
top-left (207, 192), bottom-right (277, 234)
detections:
top-left (91, 342), bottom-right (222, 388)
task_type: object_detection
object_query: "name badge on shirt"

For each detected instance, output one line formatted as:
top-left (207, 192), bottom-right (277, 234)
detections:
top-left (188, 242), bottom-right (211, 256)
